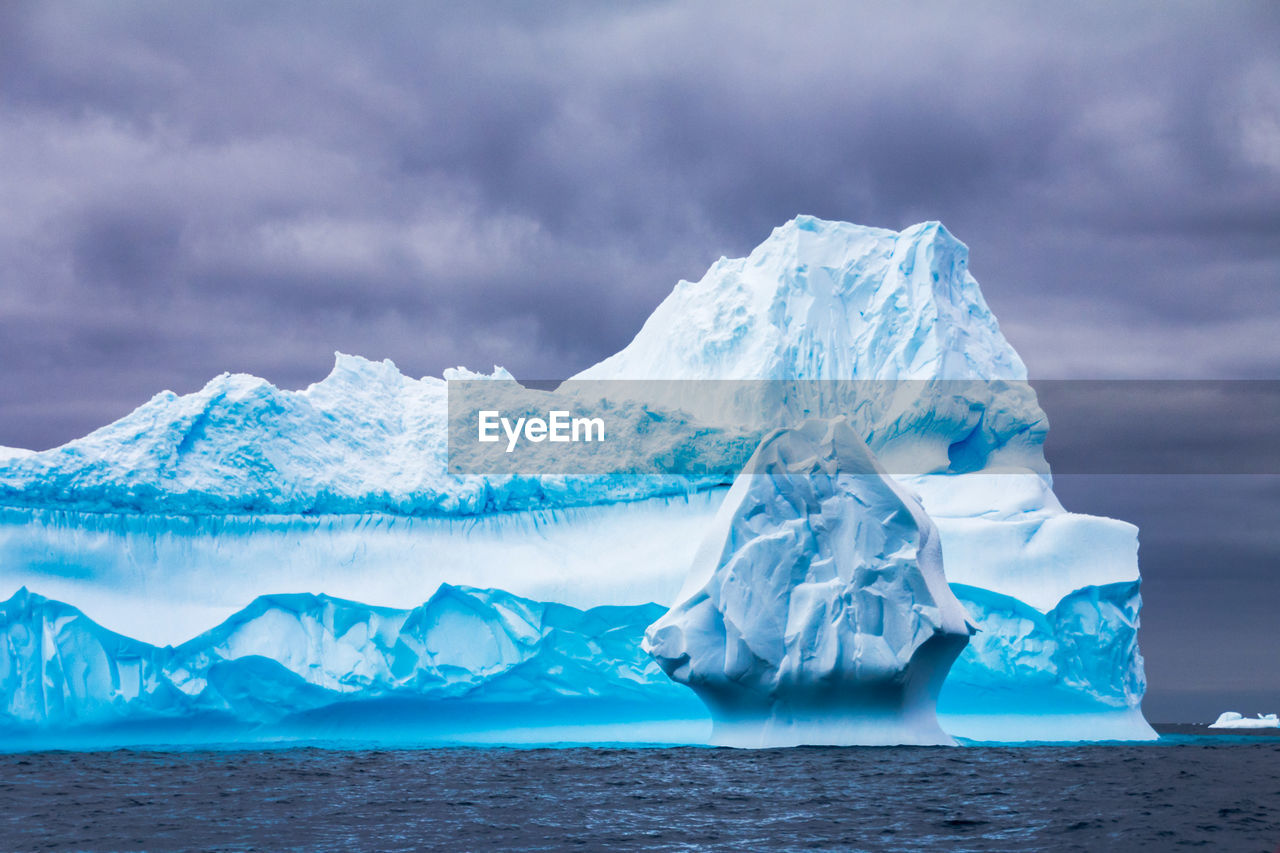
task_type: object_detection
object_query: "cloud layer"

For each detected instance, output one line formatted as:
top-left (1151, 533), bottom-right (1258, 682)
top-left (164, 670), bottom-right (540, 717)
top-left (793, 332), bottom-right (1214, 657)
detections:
top-left (3, 1), bottom-right (1278, 449)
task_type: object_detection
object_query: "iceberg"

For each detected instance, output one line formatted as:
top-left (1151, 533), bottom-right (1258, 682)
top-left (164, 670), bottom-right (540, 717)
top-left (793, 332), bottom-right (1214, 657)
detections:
top-left (644, 418), bottom-right (971, 746)
top-left (0, 360), bottom-right (748, 645)
top-left (0, 585), bottom-right (703, 745)
top-left (0, 587), bottom-right (186, 728)
top-left (576, 216), bottom-right (1154, 741)
top-left (939, 581), bottom-right (1152, 740)
top-left (0, 215), bottom-right (1154, 744)
top-left (1209, 712), bottom-right (1279, 730)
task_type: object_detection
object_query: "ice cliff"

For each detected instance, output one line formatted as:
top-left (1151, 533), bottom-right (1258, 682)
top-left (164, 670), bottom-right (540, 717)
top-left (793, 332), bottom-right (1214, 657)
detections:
top-left (0, 215), bottom-right (1154, 744)
top-left (644, 419), bottom-right (971, 746)
top-left (0, 585), bottom-right (700, 744)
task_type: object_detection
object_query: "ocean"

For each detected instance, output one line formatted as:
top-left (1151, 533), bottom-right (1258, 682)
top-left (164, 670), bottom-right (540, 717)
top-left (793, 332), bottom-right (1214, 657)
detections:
top-left (3, 734), bottom-right (1278, 852)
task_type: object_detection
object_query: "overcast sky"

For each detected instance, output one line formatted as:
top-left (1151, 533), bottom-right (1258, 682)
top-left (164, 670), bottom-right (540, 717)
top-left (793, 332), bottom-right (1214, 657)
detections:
top-left (1, 1), bottom-right (1277, 718)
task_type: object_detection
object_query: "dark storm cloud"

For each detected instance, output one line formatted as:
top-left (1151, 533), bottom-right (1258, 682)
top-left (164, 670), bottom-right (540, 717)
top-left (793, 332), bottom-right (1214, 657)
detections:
top-left (1052, 474), bottom-right (1280, 719)
top-left (3, 3), bottom-right (1278, 453)
top-left (1036, 381), bottom-right (1280, 475)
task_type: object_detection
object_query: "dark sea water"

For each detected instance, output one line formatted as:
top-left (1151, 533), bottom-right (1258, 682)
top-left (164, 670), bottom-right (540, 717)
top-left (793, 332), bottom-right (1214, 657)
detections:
top-left (3, 736), bottom-right (1279, 852)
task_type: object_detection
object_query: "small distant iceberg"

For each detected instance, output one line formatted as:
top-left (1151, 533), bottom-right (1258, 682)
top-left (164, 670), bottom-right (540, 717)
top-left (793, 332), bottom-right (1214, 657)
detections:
top-left (1209, 711), bottom-right (1279, 729)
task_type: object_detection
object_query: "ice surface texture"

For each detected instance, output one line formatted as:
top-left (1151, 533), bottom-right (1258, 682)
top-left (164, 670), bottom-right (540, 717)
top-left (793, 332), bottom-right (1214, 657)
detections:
top-left (0, 585), bottom-right (697, 738)
top-left (644, 418), bottom-right (971, 746)
top-left (0, 358), bottom-right (745, 516)
top-left (578, 216), bottom-right (1152, 740)
top-left (578, 217), bottom-right (1026, 384)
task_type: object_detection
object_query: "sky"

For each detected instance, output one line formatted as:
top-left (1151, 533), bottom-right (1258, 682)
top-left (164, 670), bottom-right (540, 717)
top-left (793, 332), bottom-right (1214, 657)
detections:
top-left (1, 1), bottom-right (1277, 719)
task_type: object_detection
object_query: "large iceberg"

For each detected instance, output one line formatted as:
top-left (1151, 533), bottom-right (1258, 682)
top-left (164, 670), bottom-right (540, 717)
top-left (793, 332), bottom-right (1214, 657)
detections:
top-left (644, 418), bottom-right (971, 746)
top-left (576, 216), bottom-right (1154, 741)
top-left (0, 215), bottom-right (1154, 744)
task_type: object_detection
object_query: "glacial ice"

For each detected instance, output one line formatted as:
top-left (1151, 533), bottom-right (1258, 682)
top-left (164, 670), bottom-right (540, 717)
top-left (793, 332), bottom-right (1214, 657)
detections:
top-left (0, 215), bottom-right (1154, 744)
top-left (576, 216), bottom-right (1153, 741)
top-left (644, 418), bottom-right (971, 746)
top-left (0, 493), bottom-right (724, 647)
top-left (0, 587), bottom-right (183, 728)
top-left (1209, 712), bottom-right (1279, 729)
top-left (0, 357), bottom-right (742, 516)
top-left (0, 585), bottom-right (702, 743)
top-left (936, 582), bottom-right (1155, 741)
top-left (577, 218), bottom-right (1028, 385)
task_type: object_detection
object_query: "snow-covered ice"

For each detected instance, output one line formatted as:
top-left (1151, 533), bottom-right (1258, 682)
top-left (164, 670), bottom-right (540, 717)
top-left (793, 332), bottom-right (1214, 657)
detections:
top-left (577, 216), bottom-right (1153, 741)
top-left (644, 418), bottom-right (971, 746)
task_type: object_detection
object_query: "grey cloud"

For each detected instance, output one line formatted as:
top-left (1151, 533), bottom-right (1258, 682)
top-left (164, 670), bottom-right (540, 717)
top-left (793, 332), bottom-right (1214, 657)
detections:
top-left (1, 1), bottom-right (1275, 428)
top-left (1054, 473), bottom-right (1280, 719)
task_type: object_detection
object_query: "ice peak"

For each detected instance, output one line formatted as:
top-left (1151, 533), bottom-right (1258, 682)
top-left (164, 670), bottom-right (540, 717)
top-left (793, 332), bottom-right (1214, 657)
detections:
top-left (3, 586), bottom-right (36, 608)
top-left (575, 216), bottom-right (1023, 382)
top-left (417, 583), bottom-right (542, 636)
top-left (421, 582), bottom-right (479, 609)
top-left (756, 216), bottom-right (962, 273)
top-left (425, 581), bottom-right (475, 601)
top-left (325, 351), bottom-right (406, 384)
top-left (248, 591), bottom-right (346, 612)
top-left (442, 365), bottom-right (516, 382)
top-left (768, 212), bottom-right (896, 241)
top-left (195, 371), bottom-right (281, 401)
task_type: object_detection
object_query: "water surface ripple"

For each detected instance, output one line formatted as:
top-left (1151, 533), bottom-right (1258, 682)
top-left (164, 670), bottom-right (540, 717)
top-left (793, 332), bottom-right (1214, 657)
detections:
top-left (2, 740), bottom-right (1279, 851)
